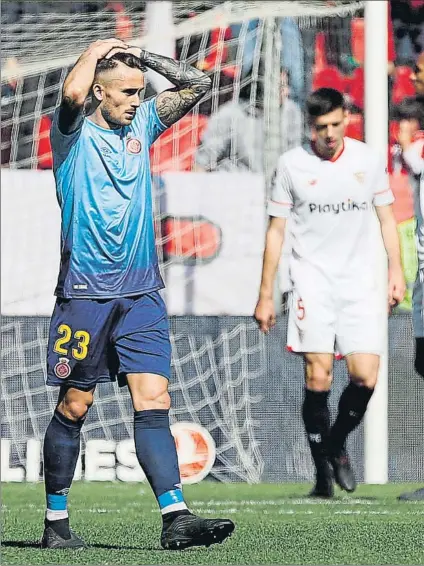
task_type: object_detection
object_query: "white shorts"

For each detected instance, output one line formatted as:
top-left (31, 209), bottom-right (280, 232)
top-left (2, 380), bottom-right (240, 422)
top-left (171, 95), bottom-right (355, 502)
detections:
top-left (287, 272), bottom-right (384, 357)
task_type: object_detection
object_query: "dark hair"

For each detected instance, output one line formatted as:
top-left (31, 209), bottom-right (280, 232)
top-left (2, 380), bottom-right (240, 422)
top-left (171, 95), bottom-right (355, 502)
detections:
top-left (394, 97), bottom-right (424, 129)
top-left (95, 51), bottom-right (146, 78)
top-left (306, 87), bottom-right (346, 119)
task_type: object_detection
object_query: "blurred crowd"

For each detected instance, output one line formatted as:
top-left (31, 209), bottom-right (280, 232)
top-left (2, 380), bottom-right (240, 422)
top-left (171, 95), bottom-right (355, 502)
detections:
top-left (1, 0), bottom-right (423, 172)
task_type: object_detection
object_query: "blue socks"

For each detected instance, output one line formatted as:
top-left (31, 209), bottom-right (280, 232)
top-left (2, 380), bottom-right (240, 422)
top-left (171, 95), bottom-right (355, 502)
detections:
top-left (134, 409), bottom-right (188, 516)
top-left (43, 409), bottom-right (83, 522)
top-left (44, 408), bottom-right (188, 527)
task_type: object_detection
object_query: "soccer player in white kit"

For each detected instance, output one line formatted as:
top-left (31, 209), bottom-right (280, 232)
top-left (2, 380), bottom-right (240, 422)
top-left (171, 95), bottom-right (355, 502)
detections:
top-left (255, 88), bottom-right (406, 497)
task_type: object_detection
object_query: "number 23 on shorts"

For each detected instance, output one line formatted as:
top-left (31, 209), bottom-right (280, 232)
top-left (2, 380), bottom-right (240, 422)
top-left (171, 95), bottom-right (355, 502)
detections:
top-left (53, 324), bottom-right (91, 361)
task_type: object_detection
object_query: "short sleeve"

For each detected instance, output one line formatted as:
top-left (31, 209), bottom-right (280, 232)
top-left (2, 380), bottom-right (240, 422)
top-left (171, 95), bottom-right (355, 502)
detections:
top-left (135, 98), bottom-right (168, 147)
top-left (372, 154), bottom-right (395, 207)
top-left (267, 157), bottom-right (294, 218)
top-left (50, 107), bottom-right (83, 168)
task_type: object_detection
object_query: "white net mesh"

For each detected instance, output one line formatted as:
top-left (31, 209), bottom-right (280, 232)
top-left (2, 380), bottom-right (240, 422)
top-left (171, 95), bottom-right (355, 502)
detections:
top-left (1, 317), bottom-right (266, 482)
top-left (6, 0), bottom-right (403, 485)
top-left (1, 0), bottom-right (365, 169)
top-left (2, 1), bottom-right (364, 78)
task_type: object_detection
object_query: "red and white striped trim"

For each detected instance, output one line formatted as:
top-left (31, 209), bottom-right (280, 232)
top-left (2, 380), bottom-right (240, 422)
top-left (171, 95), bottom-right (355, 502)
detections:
top-left (270, 200), bottom-right (292, 207)
top-left (373, 188), bottom-right (391, 196)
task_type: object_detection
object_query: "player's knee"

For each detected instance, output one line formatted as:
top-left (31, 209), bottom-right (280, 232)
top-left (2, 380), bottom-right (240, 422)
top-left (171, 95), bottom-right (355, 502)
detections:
top-left (128, 374), bottom-right (171, 411)
top-left (305, 357), bottom-right (333, 391)
top-left (58, 391), bottom-right (94, 422)
top-left (133, 388), bottom-right (171, 411)
top-left (347, 355), bottom-right (380, 389)
top-left (136, 390), bottom-right (171, 411)
top-left (306, 374), bottom-right (333, 391)
top-left (350, 373), bottom-right (377, 388)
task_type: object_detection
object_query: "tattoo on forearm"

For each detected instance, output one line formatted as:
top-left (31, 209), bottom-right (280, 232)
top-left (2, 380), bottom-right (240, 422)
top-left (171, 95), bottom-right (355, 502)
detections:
top-left (139, 50), bottom-right (212, 126)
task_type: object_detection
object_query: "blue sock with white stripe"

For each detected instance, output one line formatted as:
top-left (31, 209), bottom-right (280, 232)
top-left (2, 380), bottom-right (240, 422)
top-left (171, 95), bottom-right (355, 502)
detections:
top-left (44, 409), bottom-right (83, 523)
top-left (134, 409), bottom-right (189, 522)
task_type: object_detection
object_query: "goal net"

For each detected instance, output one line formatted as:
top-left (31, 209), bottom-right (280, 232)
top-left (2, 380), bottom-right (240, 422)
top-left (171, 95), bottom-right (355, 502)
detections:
top-left (7, 1), bottom-right (421, 487)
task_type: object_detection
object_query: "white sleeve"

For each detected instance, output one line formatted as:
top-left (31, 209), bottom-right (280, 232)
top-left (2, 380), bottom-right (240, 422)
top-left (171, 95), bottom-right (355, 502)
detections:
top-left (372, 154), bottom-right (395, 207)
top-left (402, 139), bottom-right (424, 176)
top-left (267, 157), bottom-right (294, 218)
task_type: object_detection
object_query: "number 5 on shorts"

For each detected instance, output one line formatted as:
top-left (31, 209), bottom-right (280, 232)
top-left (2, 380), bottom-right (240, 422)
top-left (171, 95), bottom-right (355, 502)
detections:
top-left (296, 299), bottom-right (305, 320)
top-left (53, 324), bottom-right (91, 361)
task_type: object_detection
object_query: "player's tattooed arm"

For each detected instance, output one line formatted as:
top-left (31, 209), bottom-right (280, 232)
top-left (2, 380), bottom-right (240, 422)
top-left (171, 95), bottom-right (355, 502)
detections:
top-left (138, 50), bottom-right (212, 126)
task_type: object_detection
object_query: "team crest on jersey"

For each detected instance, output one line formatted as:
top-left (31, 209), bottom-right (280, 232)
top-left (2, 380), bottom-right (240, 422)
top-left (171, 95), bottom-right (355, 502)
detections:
top-left (354, 171), bottom-right (365, 184)
top-left (54, 357), bottom-right (71, 379)
top-left (126, 137), bottom-right (142, 155)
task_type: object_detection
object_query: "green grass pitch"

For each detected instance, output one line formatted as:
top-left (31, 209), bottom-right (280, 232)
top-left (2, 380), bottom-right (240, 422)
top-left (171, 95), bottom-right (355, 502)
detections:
top-left (2, 482), bottom-right (424, 565)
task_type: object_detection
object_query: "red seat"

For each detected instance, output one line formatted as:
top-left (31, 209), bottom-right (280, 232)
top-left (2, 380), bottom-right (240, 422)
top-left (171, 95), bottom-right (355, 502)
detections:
top-left (150, 114), bottom-right (209, 173)
top-left (312, 66), bottom-right (345, 93)
top-left (35, 114), bottom-right (53, 169)
top-left (391, 66), bottom-right (415, 106)
top-left (345, 113), bottom-right (364, 141)
top-left (197, 26), bottom-right (232, 72)
top-left (389, 120), bottom-right (400, 145)
top-left (347, 67), bottom-right (364, 110)
top-left (351, 10), bottom-right (395, 65)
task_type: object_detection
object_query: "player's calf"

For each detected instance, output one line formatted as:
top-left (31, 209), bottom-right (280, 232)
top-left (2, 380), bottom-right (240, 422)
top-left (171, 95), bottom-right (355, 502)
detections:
top-left (328, 355), bottom-right (378, 493)
top-left (302, 355), bottom-right (333, 485)
top-left (43, 387), bottom-right (92, 546)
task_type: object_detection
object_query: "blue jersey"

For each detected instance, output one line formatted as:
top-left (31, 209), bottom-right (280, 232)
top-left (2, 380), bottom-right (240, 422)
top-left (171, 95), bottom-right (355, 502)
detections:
top-left (50, 99), bottom-right (167, 298)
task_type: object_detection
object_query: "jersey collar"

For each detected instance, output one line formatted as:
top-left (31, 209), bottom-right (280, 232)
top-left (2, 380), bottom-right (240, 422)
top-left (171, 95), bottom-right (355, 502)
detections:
top-left (310, 139), bottom-right (345, 162)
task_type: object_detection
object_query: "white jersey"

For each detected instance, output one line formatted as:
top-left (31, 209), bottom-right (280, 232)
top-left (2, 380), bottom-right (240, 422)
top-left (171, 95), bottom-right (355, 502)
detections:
top-left (268, 137), bottom-right (394, 287)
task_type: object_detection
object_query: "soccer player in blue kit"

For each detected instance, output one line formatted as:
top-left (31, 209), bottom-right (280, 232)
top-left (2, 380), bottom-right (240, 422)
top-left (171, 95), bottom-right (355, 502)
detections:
top-left (41, 38), bottom-right (234, 550)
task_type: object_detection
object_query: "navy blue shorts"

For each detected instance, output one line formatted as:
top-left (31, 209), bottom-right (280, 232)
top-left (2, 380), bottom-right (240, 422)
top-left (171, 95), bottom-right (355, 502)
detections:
top-left (46, 291), bottom-right (171, 389)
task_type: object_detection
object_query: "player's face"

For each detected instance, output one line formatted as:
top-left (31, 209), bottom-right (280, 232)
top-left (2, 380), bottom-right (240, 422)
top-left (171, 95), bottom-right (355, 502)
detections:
top-left (411, 55), bottom-right (424, 96)
top-left (95, 64), bottom-right (145, 128)
top-left (310, 107), bottom-right (348, 159)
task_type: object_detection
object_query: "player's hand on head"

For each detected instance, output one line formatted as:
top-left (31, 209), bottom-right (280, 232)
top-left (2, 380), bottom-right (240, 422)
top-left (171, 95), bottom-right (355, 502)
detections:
top-left (104, 45), bottom-right (141, 60)
top-left (254, 297), bottom-right (276, 333)
top-left (88, 38), bottom-right (129, 60)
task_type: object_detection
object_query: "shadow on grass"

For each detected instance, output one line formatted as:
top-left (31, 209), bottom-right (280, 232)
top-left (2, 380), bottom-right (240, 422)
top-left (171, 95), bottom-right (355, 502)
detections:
top-left (1, 540), bottom-right (159, 551)
top-left (2, 541), bottom-right (41, 549)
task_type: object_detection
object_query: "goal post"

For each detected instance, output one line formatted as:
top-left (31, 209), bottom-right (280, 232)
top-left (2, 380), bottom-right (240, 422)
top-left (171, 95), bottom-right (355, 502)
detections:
top-left (363, 0), bottom-right (389, 485)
